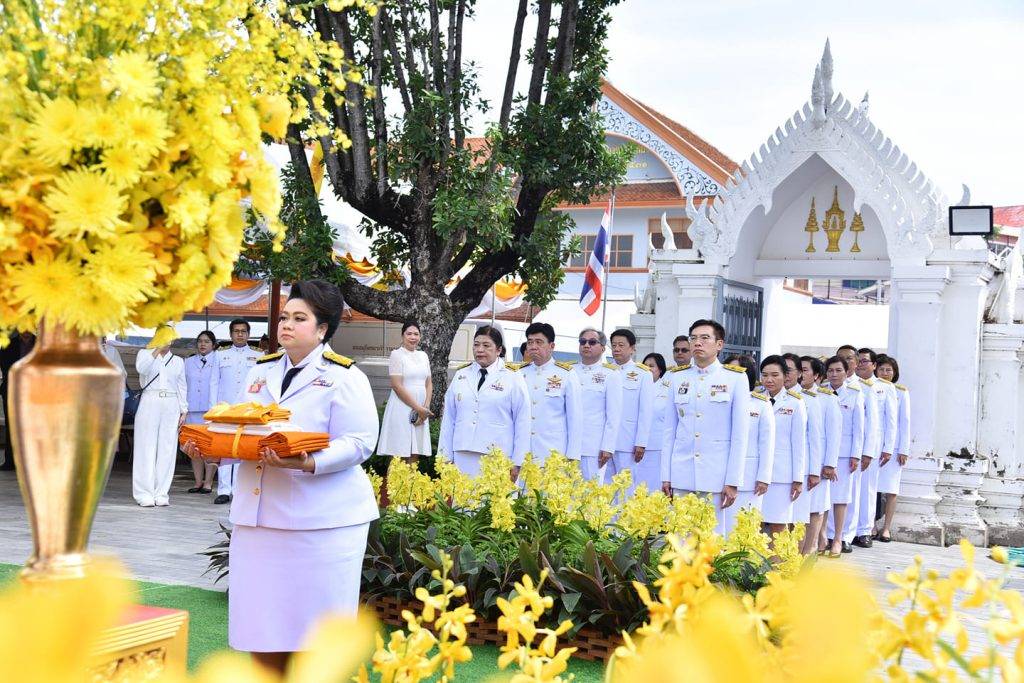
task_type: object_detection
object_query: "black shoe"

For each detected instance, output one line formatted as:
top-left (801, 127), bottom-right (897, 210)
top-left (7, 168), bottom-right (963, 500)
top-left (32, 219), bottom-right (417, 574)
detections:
top-left (841, 541), bottom-right (853, 554)
top-left (214, 494), bottom-right (231, 505)
top-left (187, 486), bottom-right (204, 493)
top-left (852, 535), bottom-right (873, 549)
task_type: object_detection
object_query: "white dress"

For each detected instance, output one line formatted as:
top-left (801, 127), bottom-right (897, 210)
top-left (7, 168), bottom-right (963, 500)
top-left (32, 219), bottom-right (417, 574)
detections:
top-left (377, 347), bottom-right (432, 457)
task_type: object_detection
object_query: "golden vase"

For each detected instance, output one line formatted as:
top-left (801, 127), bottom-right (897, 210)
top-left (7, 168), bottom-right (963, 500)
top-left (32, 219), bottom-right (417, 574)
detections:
top-left (9, 321), bottom-right (124, 582)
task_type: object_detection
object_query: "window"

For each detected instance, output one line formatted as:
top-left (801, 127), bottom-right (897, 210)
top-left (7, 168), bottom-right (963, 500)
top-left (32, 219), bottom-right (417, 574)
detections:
top-left (568, 234), bottom-right (634, 268)
top-left (648, 217), bottom-right (692, 249)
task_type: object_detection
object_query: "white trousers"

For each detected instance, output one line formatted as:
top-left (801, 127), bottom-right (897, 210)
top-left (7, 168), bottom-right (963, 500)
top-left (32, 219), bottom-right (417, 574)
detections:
top-left (608, 450), bottom-right (637, 495)
top-left (625, 449), bottom-right (663, 495)
top-left (132, 393), bottom-right (180, 505)
top-left (580, 455), bottom-right (606, 483)
top-left (857, 455), bottom-right (881, 536)
top-left (672, 489), bottom-right (726, 535)
top-left (452, 451), bottom-right (484, 478)
top-left (217, 461), bottom-right (238, 496)
top-left (720, 490), bottom-right (763, 535)
top-left (827, 467), bottom-right (861, 543)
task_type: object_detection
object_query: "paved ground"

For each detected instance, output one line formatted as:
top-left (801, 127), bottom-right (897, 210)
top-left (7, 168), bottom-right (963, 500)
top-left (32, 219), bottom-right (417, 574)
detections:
top-left (2, 459), bottom-right (1021, 667)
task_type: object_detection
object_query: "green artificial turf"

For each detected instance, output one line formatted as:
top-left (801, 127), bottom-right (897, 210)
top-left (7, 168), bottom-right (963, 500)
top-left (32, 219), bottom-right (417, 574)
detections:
top-left (0, 563), bottom-right (606, 681)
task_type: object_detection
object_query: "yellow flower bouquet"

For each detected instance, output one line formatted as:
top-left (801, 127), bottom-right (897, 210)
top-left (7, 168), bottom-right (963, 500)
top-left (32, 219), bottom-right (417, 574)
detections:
top-left (0, 0), bottom-right (365, 343)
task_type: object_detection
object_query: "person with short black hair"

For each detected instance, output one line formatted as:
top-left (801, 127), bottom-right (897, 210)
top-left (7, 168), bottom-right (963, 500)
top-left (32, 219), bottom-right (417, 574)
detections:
top-left (439, 325), bottom-right (530, 479)
top-left (874, 355), bottom-right (910, 542)
top-left (782, 353), bottom-right (821, 534)
top-left (851, 347), bottom-right (896, 548)
top-left (758, 355), bottom-right (807, 536)
top-left (823, 355), bottom-right (866, 556)
top-left (519, 322), bottom-right (582, 467)
top-left (378, 321), bottom-right (434, 463)
top-left (800, 354), bottom-right (842, 554)
top-left (213, 318), bottom-right (261, 504)
top-left (184, 330), bottom-right (220, 493)
top-left (185, 279), bottom-right (379, 672)
top-left (640, 352), bottom-right (670, 494)
top-left (672, 335), bottom-right (692, 367)
top-left (572, 327), bottom-right (623, 482)
top-left (660, 319), bottom-right (750, 532)
top-left (609, 328), bottom-right (654, 495)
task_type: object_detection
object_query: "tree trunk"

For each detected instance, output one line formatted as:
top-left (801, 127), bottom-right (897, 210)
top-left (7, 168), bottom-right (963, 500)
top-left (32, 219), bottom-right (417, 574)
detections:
top-left (405, 289), bottom-right (461, 417)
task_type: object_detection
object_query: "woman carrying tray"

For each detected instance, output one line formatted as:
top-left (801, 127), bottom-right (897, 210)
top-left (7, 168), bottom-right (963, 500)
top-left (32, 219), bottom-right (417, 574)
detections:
top-left (183, 279), bottom-right (379, 673)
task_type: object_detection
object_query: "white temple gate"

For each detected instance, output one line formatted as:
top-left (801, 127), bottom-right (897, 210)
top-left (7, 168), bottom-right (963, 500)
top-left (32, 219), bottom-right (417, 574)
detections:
top-left (633, 42), bottom-right (1024, 546)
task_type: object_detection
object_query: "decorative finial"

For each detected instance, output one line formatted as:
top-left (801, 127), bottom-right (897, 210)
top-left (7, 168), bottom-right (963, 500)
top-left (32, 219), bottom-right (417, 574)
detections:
top-left (857, 91), bottom-right (870, 117)
top-left (811, 64), bottom-right (826, 128)
top-left (820, 38), bottom-right (834, 112)
top-left (804, 197), bottom-right (820, 253)
top-left (958, 184), bottom-right (971, 206)
top-left (659, 212), bottom-right (677, 250)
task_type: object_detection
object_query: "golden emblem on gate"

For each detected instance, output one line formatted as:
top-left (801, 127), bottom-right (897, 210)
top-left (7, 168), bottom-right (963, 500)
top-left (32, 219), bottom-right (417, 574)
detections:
top-left (823, 185), bottom-right (846, 253)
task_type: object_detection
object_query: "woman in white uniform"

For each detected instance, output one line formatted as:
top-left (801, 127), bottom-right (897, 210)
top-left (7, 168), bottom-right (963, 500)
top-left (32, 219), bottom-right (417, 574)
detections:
top-left (759, 355), bottom-right (807, 535)
top-left (721, 354), bottom-right (775, 534)
top-left (184, 330), bottom-right (219, 494)
top-left (874, 354), bottom-right (910, 542)
top-left (378, 321), bottom-right (433, 461)
top-left (824, 354), bottom-right (866, 558)
top-left (640, 353), bottom-right (669, 493)
top-left (183, 280), bottom-right (379, 674)
top-left (133, 343), bottom-right (187, 507)
top-left (439, 326), bottom-right (530, 479)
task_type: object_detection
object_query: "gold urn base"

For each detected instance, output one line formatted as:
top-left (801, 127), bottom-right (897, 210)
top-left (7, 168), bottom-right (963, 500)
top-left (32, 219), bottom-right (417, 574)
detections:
top-left (9, 322), bottom-right (125, 582)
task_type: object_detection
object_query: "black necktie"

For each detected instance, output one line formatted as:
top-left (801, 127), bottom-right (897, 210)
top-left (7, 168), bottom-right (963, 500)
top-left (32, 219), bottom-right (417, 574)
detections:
top-left (770, 397), bottom-right (776, 405)
top-left (281, 366), bottom-right (304, 395)
top-left (477, 368), bottom-right (488, 390)
top-left (201, 357), bottom-right (207, 367)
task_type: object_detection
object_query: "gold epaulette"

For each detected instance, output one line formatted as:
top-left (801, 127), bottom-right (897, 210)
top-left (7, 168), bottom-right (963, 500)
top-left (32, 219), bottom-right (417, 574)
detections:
top-left (787, 389), bottom-right (803, 400)
top-left (602, 362), bottom-right (620, 370)
top-left (860, 377), bottom-right (874, 386)
top-left (818, 386), bottom-right (836, 396)
top-left (506, 362), bottom-right (527, 371)
top-left (634, 362), bottom-right (651, 372)
top-left (668, 364), bottom-right (691, 373)
top-left (322, 350), bottom-right (355, 368)
top-left (895, 383), bottom-right (908, 392)
top-left (877, 377), bottom-right (893, 385)
top-left (847, 383), bottom-right (860, 392)
top-left (801, 388), bottom-right (817, 397)
top-left (454, 361), bottom-right (472, 371)
top-left (751, 391), bottom-right (769, 402)
top-left (555, 360), bottom-right (575, 371)
top-left (256, 351), bottom-right (284, 364)
top-left (724, 363), bottom-right (746, 374)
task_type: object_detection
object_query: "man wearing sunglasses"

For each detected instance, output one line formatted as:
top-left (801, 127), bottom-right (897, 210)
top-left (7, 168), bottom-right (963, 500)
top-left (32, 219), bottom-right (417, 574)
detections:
top-left (571, 328), bottom-right (623, 482)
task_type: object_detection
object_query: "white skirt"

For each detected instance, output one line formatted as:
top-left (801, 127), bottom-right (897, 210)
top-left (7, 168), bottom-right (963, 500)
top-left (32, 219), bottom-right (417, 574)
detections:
top-left (832, 459), bottom-right (857, 504)
top-left (762, 483), bottom-right (794, 524)
top-left (877, 459), bottom-right (903, 494)
top-left (228, 523), bottom-right (369, 652)
top-left (720, 489), bottom-right (763, 535)
top-left (377, 389), bottom-right (431, 457)
top-left (791, 482), bottom-right (811, 524)
top-left (809, 477), bottom-right (831, 513)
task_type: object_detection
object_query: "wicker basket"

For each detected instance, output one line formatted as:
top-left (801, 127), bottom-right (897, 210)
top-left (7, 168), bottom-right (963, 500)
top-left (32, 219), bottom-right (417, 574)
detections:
top-left (363, 595), bottom-right (622, 662)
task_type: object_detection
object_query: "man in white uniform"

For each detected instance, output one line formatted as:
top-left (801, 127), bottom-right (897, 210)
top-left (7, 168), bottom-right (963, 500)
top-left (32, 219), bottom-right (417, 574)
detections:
top-left (608, 329), bottom-right (653, 496)
top-left (783, 352), bottom-right (821, 529)
top-left (571, 328), bottom-right (623, 482)
top-left (213, 319), bottom-right (261, 504)
top-left (833, 346), bottom-right (877, 552)
top-left (519, 323), bottom-right (582, 466)
top-left (660, 319), bottom-right (750, 533)
top-left (853, 347), bottom-right (897, 547)
top-left (671, 335), bottom-right (692, 367)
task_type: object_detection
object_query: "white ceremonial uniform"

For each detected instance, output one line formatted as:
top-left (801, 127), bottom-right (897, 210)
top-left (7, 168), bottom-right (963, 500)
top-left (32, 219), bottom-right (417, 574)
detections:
top-left (826, 381), bottom-right (866, 543)
top-left (878, 384), bottom-right (911, 495)
top-left (184, 352), bottom-right (219, 425)
top-left (572, 360), bottom-right (624, 482)
top-left (814, 386), bottom-right (843, 514)
top-left (227, 345), bottom-right (379, 653)
top-left (132, 350), bottom-right (187, 506)
top-left (439, 360), bottom-right (530, 476)
top-left (792, 387), bottom-right (825, 523)
top-left (519, 359), bottom-right (583, 465)
top-left (857, 377), bottom-right (898, 536)
top-left (215, 343), bottom-right (262, 496)
top-left (608, 359), bottom-right (654, 494)
top-left (722, 391), bottom-right (775, 534)
top-left (842, 376), bottom-right (879, 541)
top-left (762, 389), bottom-right (808, 524)
top-left (660, 360), bottom-right (751, 533)
top-left (636, 376), bottom-right (672, 494)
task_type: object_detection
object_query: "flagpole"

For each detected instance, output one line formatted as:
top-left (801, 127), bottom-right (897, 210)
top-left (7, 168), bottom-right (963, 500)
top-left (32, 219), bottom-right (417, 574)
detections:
top-left (600, 186), bottom-right (617, 335)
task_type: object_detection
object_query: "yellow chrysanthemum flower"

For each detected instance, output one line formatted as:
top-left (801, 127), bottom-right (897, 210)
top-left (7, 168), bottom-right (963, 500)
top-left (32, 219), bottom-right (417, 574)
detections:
top-left (107, 51), bottom-right (161, 102)
top-left (101, 145), bottom-right (144, 187)
top-left (63, 281), bottom-right (131, 334)
top-left (44, 169), bottom-right (126, 240)
top-left (8, 255), bottom-right (81, 320)
top-left (83, 238), bottom-right (157, 304)
top-left (256, 93), bottom-right (291, 139)
top-left (118, 103), bottom-right (171, 159)
top-left (82, 105), bottom-right (121, 147)
top-left (167, 185), bottom-right (212, 238)
top-left (27, 96), bottom-right (82, 165)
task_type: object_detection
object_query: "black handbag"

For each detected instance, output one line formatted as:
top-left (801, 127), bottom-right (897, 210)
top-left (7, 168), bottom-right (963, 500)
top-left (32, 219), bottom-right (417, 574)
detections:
top-left (123, 355), bottom-right (170, 425)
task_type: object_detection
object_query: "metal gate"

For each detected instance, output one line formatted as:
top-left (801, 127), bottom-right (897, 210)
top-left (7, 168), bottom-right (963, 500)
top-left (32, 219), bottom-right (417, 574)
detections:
top-left (713, 278), bottom-right (763, 362)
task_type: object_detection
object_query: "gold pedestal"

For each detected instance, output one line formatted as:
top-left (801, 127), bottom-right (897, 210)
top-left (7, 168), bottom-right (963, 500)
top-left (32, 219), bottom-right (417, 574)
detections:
top-left (9, 321), bottom-right (124, 580)
top-left (89, 606), bottom-right (189, 682)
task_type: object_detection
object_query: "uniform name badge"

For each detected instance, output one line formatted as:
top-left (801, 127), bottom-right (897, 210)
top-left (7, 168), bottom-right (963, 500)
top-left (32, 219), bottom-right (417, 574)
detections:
top-left (490, 382), bottom-right (505, 392)
top-left (710, 383), bottom-right (728, 398)
top-left (592, 374), bottom-right (605, 385)
top-left (311, 377), bottom-right (333, 388)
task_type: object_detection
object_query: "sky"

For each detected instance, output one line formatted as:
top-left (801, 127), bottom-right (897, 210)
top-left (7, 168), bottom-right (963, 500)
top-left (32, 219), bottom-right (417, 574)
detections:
top-left (461, 0), bottom-right (1023, 206)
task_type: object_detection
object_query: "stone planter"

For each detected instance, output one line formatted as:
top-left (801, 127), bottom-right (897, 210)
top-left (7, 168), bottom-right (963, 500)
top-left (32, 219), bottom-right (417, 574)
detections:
top-left (890, 456), bottom-right (945, 546)
top-left (936, 455), bottom-right (988, 546)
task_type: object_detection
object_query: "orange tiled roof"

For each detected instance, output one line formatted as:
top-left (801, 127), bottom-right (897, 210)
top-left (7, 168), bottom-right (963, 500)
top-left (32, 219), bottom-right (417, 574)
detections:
top-left (995, 205), bottom-right (1024, 228)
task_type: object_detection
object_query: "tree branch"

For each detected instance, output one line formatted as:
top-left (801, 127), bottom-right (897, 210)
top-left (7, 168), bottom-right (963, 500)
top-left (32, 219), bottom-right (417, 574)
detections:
top-left (380, 8), bottom-right (413, 112)
top-left (327, 8), bottom-right (374, 199)
top-left (451, 0), bottom-right (467, 150)
top-left (370, 10), bottom-right (389, 196)
top-left (499, 0), bottom-right (529, 134)
top-left (428, 0), bottom-right (449, 158)
top-left (548, 0), bottom-right (579, 87)
top-left (527, 0), bottom-right (552, 106)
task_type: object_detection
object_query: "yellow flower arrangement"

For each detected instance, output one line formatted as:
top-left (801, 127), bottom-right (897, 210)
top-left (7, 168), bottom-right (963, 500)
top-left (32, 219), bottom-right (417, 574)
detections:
top-left (0, 0), bottom-right (372, 344)
top-left (496, 570), bottom-right (578, 683)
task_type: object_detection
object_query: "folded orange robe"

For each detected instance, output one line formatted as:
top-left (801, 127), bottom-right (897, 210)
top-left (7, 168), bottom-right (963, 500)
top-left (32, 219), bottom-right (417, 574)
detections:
top-left (203, 402), bottom-right (291, 425)
top-left (179, 425), bottom-right (329, 461)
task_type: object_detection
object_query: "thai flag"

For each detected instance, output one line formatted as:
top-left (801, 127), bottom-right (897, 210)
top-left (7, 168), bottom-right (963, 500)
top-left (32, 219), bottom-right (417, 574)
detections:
top-left (579, 201), bottom-right (611, 316)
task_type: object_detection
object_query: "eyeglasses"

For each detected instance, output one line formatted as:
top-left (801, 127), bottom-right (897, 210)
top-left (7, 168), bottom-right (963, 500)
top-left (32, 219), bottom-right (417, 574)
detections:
top-left (578, 339), bottom-right (602, 346)
top-left (857, 359), bottom-right (873, 365)
top-left (689, 335), bottom-right (715, 343)
top-left (673, 347), bottom-right (689, 352)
